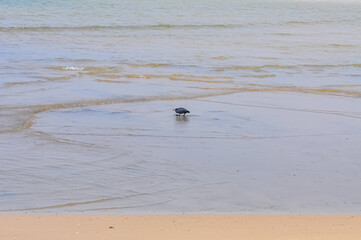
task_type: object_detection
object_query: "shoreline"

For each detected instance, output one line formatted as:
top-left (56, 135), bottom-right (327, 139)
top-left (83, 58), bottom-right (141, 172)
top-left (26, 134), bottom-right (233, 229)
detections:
top-left (1, 214), bottom-right (360, 240)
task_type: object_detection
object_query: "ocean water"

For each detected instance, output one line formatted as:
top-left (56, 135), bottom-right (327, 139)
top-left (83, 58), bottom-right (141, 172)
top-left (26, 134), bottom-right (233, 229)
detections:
top-left (1, 0), bottom-right (361, 213)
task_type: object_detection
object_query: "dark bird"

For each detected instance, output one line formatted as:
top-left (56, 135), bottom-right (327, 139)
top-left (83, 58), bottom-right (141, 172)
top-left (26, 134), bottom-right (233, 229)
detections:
top-left (173, 107), bottom-right (190, 116)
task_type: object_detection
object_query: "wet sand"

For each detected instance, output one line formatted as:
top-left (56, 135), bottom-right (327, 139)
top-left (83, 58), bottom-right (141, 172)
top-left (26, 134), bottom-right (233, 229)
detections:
top-left (1, 91), bottom-right (361, 213)
top-left (1, 214), bottom-right (361, 240)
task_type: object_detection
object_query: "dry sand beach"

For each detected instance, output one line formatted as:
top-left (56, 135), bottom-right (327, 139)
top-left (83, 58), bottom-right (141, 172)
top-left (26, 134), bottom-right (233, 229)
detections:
top-left (1, 215), bottom-right (361, 240)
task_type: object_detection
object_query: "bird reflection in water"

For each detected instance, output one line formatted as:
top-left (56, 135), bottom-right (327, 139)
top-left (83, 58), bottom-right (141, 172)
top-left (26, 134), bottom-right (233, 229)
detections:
top-left (175, 115), bottom-right (189, 124)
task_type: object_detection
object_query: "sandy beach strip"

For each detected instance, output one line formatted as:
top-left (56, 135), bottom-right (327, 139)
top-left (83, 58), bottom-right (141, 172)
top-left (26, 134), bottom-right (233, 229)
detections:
top-left (1, 214), bottom-right (361, 240)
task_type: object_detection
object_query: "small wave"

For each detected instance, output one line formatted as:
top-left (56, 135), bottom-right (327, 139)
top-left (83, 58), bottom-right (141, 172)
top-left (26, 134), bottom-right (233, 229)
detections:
top-left (217, 64), bottom-right (361, 72)
top-left (253, 84), bottom-right (361, 98)
top-left (269, 33), bottom-right (294, 36)
top-left (284, 21), bottom-right (310, 25)
top-left (0, 24), bottom-right (245, 32)
top-left (126, 74), bottom-right (154, 79)
top-left (217, 65), bottom-right (294, 72)
top-left (0, 111), bottom-right (37, 134)
top-left (189, 84), bottom-right (361, 99)
top-left (3, 75), bottom-right (77, 84)
top-left (169, 74), bottom-right (233, 83)
top-left (14, 115), bottom-right (37, 132)
top-left (267, 65), bottom-right (294, 69)
top-left (82, 198), bottom-right (175, 212)
top-left (302, 64), bottom-right (361, 68)
top-left (49, 66), bottom-right (121, 75)
top-left (96, 79), bottom-right (131, 84)
top-left (283, 20), bottom-right (337, 26)
top-left (217, 66), bottom-right (263, 72)
top-left (97, 74), bottom-right (121, 79)
top-left (212, 56), bottom-right (230, 60)
top-left (240, 74), bottom-right (276, 78)
top-left (45, 75), bottom-right (76, 81)
top-left (0, 194), bottom-right (148, 211)
top-left (55, 58), bottom-right (97, 62)
top-left (4, 80), bottom-right (45, 86)
top-left (49, 66), bottom-right (84, 71)
top-left (64, 66), bottom-right (84, 71)
top-left (201, 98), bottom-right (361, 120)
top-left (255, 57), bottom-right (279, 60)
top-left (125, 73), bottom-right (233, 83)
top-left (128, 63), bottom-right (172, 68)
top-left (326, 84), bottom-right (361, 87)
top-left (329, 44), bottom-right (356, 48)
top-left (351, 64), bottom-right (361, 68)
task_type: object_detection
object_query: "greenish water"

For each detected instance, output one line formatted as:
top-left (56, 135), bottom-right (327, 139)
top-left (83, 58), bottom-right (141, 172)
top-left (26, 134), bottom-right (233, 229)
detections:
top-left (0, 0), bottom-right (361, 213)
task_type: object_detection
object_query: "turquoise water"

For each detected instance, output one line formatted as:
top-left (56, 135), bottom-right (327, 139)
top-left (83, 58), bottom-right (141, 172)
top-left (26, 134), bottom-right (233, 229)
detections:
top-left (0, 0), bottom-right (361, 213)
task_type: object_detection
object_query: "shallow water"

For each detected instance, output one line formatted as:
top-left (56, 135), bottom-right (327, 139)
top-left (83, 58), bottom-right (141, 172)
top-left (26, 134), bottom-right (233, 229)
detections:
top-left (1, 0), bottom-right (361, 213)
